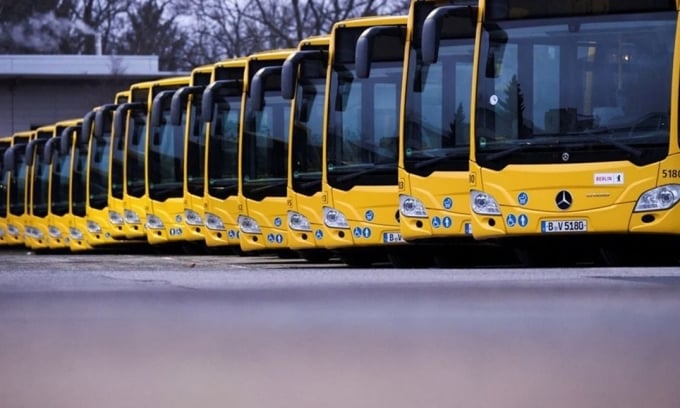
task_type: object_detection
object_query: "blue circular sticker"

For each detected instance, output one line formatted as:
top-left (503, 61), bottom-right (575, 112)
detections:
top-left (274, 217), bottom-right (282, 227)
top-left (442, 216), bottom-right (452, 228)
top-left (518, 192), bottom-right (528, 206)
top-left (506, 214), bottom-right (517, 227)
top-left (353, 226), bottom-right (362, 238)
top-left (518, 214), bottom-right (528, 227)
top-left (315, 229), bottom-right (324, 240)
top-left (365, 210), bottom-right (375, 222)
top-left (431, 216), bottom-right (441, 228)
top-left (362, 227), bottom-right (371, 238)
top-left (443, 197), bottom-right (453, 209)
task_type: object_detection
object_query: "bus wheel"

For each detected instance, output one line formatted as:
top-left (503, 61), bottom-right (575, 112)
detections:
top-left (298, 249), bottom-right (333, 263)
top-left (388, 249), bottom-right (434, 268)
top-left (514, 247), bottom-right (560, 267)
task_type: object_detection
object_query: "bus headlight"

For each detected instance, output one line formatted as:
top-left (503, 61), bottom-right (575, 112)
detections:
top-left (26, 227), bottom-right (43, 239)
top-left (205, 213), bottom-right (225, 231)
top-left (323, 207), bottom-right (349, 229)
top-left (470, 190), bottom-right (501, 215)
top-left (145, 214), bottom-right (164, 230)
top-left (70, 227), bottom-right (84, 240)
top-left (288, 211), bottom-right (311, 231)
top-left (124, 209), bottom-right (141, 224)
top-left (184, 209), bottom-right (203, 226)
top-left (87, 220), bottom-right (102, 233)
top-left (48, 225), bottom-right (62, 239)
top-left (634, 184), bottom-right (680, 212)
top-left (7, 224), bottom-right (19, 236)
top-left (238, 215), bottom-right (261, 234)
top-left (399, 194), bottom-right (427, 218)
top-left (109, 210), bottom-right (124, 225)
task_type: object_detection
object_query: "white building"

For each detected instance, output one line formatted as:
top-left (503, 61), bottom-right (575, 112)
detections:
top-left (0, 54), bottom-right (187, 135)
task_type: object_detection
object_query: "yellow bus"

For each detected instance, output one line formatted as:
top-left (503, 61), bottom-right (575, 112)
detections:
top-left (201, 58), bottom-right (248, 251)
top-left (318, 15), bottom-right (408, 266)
top-left (47, 119), bottom-right (83, 250)
top-left (24, 126), bottom-right (55, 251)
top-left (237, 49), bottom-right (296, 254)
top-left (3, 131), bottom-right (34, 246)
top-left (395, 0), bottom-right (482, 266)
top-left (141, 76), bottom-right (192, 246)
top-left (146, 66), bottom-right (212, 250)
top-left (468, 0), bottom-right (679, 265)
top-left (112, 77), bottom-right (190, 243)
top-left (83, 103), bottom-right (123, 246)
top-left (0, 136), bottom-right (12, 246)
top-left (68, 119), bottom-right (94, 251)
top-left (281, 35), bottom-right (334, 262)
top-left (111, 89), bottom-right (146, 240)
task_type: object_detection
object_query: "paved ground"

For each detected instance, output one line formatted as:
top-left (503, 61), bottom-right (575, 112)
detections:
top-left (1, 249), bottom-right (680, 408)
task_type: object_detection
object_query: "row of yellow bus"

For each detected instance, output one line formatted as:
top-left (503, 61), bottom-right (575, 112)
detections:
top-left (2, 0), bottom-right (679, 267)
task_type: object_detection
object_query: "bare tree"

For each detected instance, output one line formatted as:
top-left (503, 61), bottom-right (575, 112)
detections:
top-left (181, 0), bottom-right (409, 63)
top-left (114, 0), bottom-right (189, 71)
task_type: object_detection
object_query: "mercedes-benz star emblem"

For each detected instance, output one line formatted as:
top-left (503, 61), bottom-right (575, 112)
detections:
top-left (555, 190), bottom-right (572, 210)
top-left (561, 152), bottom-right (570, 162)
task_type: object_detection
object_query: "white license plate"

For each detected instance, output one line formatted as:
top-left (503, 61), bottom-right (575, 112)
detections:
top-left (383, 231), bottom-right (405, 243)
top-left (541, 219), bottom-right (587, 233)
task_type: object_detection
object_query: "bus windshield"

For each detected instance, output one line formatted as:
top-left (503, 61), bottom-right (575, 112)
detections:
top-left (125, 110), bottom-right (147, 197)
top-left (404, 29), bottom-right (474, 176)
top-left (0, 143), bottom-right (9, 218)
top-left (32, 146), bottom-right (50, 218)
top-left (291, 64), bottom-right (326, 197)
top-left (326, 61), bottom-right (402, 189)
top-left (110, 119), bottom-right (126, 200)
top-left (50, 147), bottom-right (71, 216)
top-left (207, 90), bottom-right (241, 200)
top-left (88, 135), bottom-right (111, 210)
top-left (242, 88), bottom-right (290, 200)
top-left (475, 12), bottom-right (675, 170)
top-left (186, 96), bottom-right (206, 197)
top-left (72, 144), bottom-right (88, 217)
top-left (148, 96), bottom-right (184, 201)
top-left (9, 146), bottom-right (27, 216)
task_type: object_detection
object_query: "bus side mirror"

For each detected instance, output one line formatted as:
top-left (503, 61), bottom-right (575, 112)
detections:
top-left (113, 102), bottom-right (146, 142)
top-left (91, 104), bottom-right (117, 143)
top-left (201, 79), bottom-right (242, 122)
top-left (282, 50), bottom-right (327, 100)
top-left (44, 138), bottom-right (58, 165)
top-left (170, 85), bottom-right (205, 126)
top-left (3, 146), bottom-right (15, 173)
top-left (59, 126), bottom-right (77, 155)
top-left (251, 66), bottom-right (282, 112)
top-left (422, 5), bottom-right (476, 64)
top-left (356, 25), bottom-right (405, 79)
top-left (81, 110), bottom-right (96, 145)
top-left (485, 24), bottom-right (508, 78)
top-left (26, 140), bottom-right (39, 167)
top-left (151, 90), bottom-right (176, 128)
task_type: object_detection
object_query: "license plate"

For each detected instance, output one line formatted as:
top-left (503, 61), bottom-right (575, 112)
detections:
top-left (541, 219), bottom-right (587, 233)
top-left (383, 231), bottom-right (405, 243)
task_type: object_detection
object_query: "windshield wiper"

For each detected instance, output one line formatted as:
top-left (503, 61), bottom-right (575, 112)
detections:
top-left (209, 179), bottom-right (237, 188)
top-left (245, 179), bottom-right (288, 195)
top-left (588, 133), bottom-right (643, 158)
top-left (484, 142), bottom-right (535, 161)
top-left (412, 148), bottom-right (469, 169)
top-left (150, 183), bottom-right (183, 198)
top-left (334, 163), bottom-right (397, 183)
